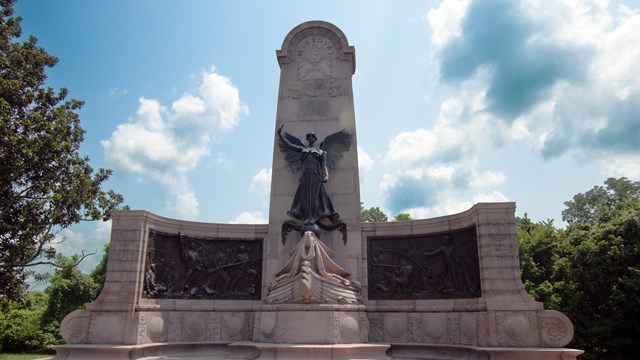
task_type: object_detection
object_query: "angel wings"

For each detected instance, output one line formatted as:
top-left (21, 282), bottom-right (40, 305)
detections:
top-left (277, 127), bottom-right (352, 175)
top-left (276, 125), bottom-right (352, 241)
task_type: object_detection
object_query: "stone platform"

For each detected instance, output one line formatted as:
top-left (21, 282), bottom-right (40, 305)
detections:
top-left (52, 342), bottom-right (583, 359)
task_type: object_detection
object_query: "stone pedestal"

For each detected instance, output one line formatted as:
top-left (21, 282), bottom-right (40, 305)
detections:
top-left (231, 342), bottom-right (390, 360)
top-left (254, 304), bottom-right (368, 344)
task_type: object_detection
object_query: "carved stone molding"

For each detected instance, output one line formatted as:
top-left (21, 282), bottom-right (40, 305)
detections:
top-left (281, 79), bottom-right (351, 99)
top-left (138, 312), bottom-right (167, 344)
top-left (60, 310), bottom-right (91, 344)
top-left (538, 310), bottom-right (574, 347)
top-left (496, 311), bottom-right (540, 347)
top-left (88, 312), bottom-right (126, 344)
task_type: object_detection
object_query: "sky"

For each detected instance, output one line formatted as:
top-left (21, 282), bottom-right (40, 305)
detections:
top-left (14, 0), bottom-right (640, 274)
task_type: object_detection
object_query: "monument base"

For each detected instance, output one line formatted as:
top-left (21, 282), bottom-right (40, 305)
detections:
top-left (231, 342), bottom-right (390, 360)
top-left (388, 343), bottom-right (583, 360)
top-left (50, 342), bottom-right (583, 359)
top-left (254, 304), bottom-right (368, 344)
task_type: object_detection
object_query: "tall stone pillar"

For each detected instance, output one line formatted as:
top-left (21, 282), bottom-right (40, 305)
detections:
top-left (265, 21), bottom-right (362, 295)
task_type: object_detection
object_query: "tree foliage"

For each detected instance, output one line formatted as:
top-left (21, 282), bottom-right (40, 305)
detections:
top-left (0, 292), bottom-right (56, 353)
top-left (393, 213), bottom-right (413, 221)
top-left (361, 204), bottom-right (388, 222)
top-left (0, 252), bottom-right (103, 353)
top-left (516, 214), bottom-right (562, 307)
top-left (0, 0), bottom-right (126, 301)
top-left (518, 177), bottom-right (640, 360)
top-left (41, 254), bottom-right (100, 329)
top-left (562, 177), bottom-right (640, 224)
top-left (89, 242), bottom-right (109, 291)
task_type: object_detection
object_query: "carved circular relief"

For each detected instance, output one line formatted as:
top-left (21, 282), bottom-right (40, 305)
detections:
top-left (259, 313), bottom-right (276, 340)
top-left (383, 314), bottom-right (407, 341)
top-left (183, 314), bottom-right (206, 339)
top-left (296, 36), bottom-right (335, 64)
top-left (504, 315), bottom-right (531, 343)
top-left (340, 315), bottom-right (360, 341)
top-left (539, 310), bottom-right (573, 347)
top-left (61, 312), bottom-right (90, 344)
top-left (94, 314), bottom-right (123, 342)
top-left (147, 315), bottom-right (166, 342)
top-left (221, 313), bottom-right (245, 339)
top-left (423, 313), bottom-right (447, 341)
top-left (460, 314), bottom-right (477, 342)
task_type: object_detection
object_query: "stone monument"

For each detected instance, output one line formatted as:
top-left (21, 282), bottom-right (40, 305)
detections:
top-left (53, 21), bottom-right (583, 359)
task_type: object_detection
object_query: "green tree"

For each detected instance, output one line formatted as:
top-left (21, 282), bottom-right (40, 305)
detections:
top-left (41, 254), bottom-right (99, 331)
top-left (89, 242), bottom-right (109, 293)
top-left (516, 214), bottom-right (562, 307)
top-left (0, 291), bottom-right (56, 353)
top-left (0, 0), bottom-right (126, 301)
top-left (562, 177), bottom-right (640, 224)
top-left (393, 213), bottom-right (413, 221)
top-left (555, 200), bottom-right (640, 359)
top-left (518, 178), bottom-right (640, 359)
top-left (361, 204), bottom-right (388, 222)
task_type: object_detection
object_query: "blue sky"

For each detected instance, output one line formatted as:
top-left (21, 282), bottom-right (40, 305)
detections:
top-left (15, 0), bottom-right (640, 273)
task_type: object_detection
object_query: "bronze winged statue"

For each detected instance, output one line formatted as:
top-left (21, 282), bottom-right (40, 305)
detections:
top-left (277, 124), bottom-right (351, 243)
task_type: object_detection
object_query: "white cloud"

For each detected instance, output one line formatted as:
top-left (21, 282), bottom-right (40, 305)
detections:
top-left (600, 154), bottom-right (640, 180)
top-left (384, 127), bottom-right (467, 167)
top-left (357, 145), bottom-right (374, 171)
top-left (53, 228), bottom-right (88, 256)
top-left (172, 95), bottom-right (206, 115)
top-left (102, 67), bottom-right (247, 219)
top-left (389, 0), bottom-right (640, 219)
top-left (229, 211), bottom-right (267, 224)
top-left (250, 168), bottom-right (272, 196)
top-left (50, 221), bottom-right (113, 273)
top-left (469, 170), bottom-right (507, 188)
top-left (427, 0), bottom-right (470, 47)
top-left (380, 90), bottom-right (509, 216)
top-left (92, 220), bottom-right (112, 244)
top-left (427, 0), bottom-right (640, 169)
top-left (171, 192), bottom-right (199, 220)
top-left (473, 190), bottom-right (509, 203)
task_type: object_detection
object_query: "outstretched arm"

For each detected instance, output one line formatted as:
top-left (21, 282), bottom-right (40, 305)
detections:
top-left (277, 124), bottom-right (304, 152)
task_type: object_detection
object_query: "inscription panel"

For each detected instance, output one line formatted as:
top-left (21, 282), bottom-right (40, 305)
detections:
top-left (368, 227), bottom-right (481, 300)
top-left (143, 230), bottom-right (262, 300)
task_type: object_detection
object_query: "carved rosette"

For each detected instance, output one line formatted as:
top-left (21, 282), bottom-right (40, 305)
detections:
top-left (496, 311), bottom-right (540, 347)
top-left (60, 310), bottom-right (91, 344)
top-left (277, 21), bottom-right (355, 76)
top-left (538, 310), bottom-right (574, 347)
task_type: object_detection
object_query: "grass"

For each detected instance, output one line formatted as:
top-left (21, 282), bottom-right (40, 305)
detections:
top-left (0, 354), bottom-right (52, 360)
